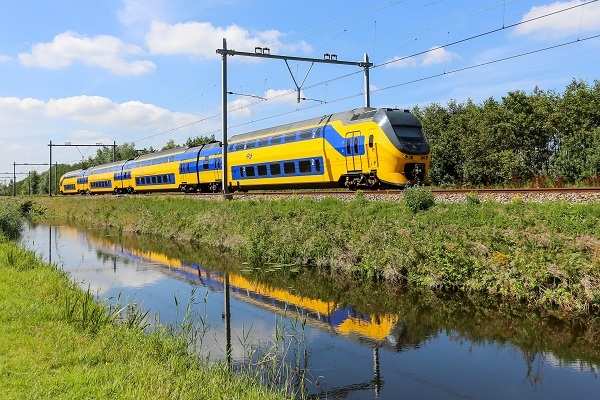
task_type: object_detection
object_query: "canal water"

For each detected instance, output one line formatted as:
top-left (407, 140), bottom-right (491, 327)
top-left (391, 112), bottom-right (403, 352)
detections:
top-left (21, 223), bottom-right (599, 399)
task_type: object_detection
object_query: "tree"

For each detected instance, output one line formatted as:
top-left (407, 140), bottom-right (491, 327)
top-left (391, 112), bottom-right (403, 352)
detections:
top-left (548, 79), bottom-right (600, 183)
top-left (30, 170), bottom-right (40, 195)
top-left (185, 134), bottom-right (216, 147)
top-left (161, 139), bottom-right (179, 151)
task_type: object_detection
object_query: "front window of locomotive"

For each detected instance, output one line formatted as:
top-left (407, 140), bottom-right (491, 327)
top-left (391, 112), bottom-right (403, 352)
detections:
top-left (393, 124), bottom-right (430, 155)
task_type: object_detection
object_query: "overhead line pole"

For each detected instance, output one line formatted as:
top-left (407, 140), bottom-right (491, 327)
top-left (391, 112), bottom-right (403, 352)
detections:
top-left (12, 163), bottom-right (49, 196)
top-left (216, 40), bottom-right (372, 197)
top-left (48, 141), bottom-right (117, 197)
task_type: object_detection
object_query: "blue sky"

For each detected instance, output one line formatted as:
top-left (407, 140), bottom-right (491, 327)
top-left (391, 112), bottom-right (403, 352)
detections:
top-left (1, 0), bottom-right (599, 179)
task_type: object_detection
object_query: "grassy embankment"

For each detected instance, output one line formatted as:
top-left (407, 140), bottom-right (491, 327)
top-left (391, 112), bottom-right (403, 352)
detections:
top-left (20, 191), bottom-right (600, 315)
top-left (0, 201), bottom-right (290, 400)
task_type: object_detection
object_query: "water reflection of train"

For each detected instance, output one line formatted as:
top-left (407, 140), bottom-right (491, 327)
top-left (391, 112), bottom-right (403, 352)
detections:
top-left (88, 231), bottom-right (410, 351)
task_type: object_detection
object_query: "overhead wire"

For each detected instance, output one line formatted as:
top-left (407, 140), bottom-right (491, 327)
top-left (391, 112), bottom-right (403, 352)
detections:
top-left (130, 0), bottom-right (599, 144)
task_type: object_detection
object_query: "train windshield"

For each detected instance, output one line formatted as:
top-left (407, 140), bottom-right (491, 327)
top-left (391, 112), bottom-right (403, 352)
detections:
top-left (392, 125), bottom-right (425, 140)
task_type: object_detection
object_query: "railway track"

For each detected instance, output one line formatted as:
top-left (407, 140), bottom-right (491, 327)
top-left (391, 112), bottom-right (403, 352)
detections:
top-left (138, 187), bottom-right (600, 203)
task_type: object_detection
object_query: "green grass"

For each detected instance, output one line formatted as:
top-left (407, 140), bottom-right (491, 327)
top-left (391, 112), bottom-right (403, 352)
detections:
top-left (10, 195), bottom-right (600, 314)
top-left (0, 201), bottom-right (22, 240)
top-left (0, 237), bottom-right (290, 400)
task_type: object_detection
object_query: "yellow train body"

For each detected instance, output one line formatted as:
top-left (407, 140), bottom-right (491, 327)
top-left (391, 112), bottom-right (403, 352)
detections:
top-left (58, 169), bottom-right (83, 195)
top-left (60, 107), bottom-right (430, 194)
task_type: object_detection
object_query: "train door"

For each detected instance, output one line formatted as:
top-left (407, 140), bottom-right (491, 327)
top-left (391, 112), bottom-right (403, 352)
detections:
top-left (367, 129), bottom-right (378, 169)
top-left (345, 131), bottom-right (364, 172)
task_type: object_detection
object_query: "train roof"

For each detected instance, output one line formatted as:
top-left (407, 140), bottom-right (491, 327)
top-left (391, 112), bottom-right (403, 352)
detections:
top-left (186, 141), bottom-right (222, 153)
top-left (87, 160), bottom-right (127, 171)
top-left (134, 146), bottom-right (188, 161)
top-left (229, 107), bottom-right (383, 142)
top-left (60, 169), bottom-right (84, 179)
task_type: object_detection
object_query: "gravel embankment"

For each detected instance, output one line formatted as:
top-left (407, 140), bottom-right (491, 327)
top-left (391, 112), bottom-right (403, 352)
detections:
top-left (228, 190), bottom-right (600, 204)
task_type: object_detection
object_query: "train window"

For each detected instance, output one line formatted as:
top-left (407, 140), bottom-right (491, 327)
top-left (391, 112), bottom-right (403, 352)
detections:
top-left (299, 160), bottom-right (311, 174)
top-left (284, 132), bottom-right (296, 143)
top-left (284, 162), bottom-right (295, 175)
top-left (246, 140), bottom-right (256, 149)
top-left (257, 165), bottom-right (267, 176)
top-left (203, 157), bottom-right (209, 170)
top-left (393, 125), bottom-right (424, 139)
top-left (346, 139), bottom-right (351, 155)
top-left (258, 138), bottom-right (268, 147)
top-left (151, 176), bottom-right (157, 184)
top-left (369, 135), bottom-right (374, 148)
top-left (270, 163), bottom-right (281, 176)
top-left (354, 138), bottom-right (359, 154)
top-left (299, 129), bottom-right (312, 140)
top-left (314, 127), bottom-right (322, 137)
top-left (271, 135), bottom-right (281, 144)
top-left (169, 156), bottom-right (174, 162)
top-left (246, 166), bottom-right (255, 177)
top-left (314, 159), bottom-right (321, 172)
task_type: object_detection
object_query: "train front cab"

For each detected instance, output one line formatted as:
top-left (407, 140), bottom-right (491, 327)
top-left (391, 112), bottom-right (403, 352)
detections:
top-left (373, 108), bottom-right (430, 187)
top-left (327, 108), bottom-right (430, 189)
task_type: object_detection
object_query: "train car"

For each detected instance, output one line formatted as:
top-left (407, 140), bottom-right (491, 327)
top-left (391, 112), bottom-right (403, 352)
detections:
top-left (86, 160), bottom-right (126, 194)
top-left (226, 107), bottom-right (429, 190)
top-left (127, 147), bottom-right (188, 193)
top-left (59, 107), bottom-right (430, 194)
top-left (59, 169), bottom-right (84, 195)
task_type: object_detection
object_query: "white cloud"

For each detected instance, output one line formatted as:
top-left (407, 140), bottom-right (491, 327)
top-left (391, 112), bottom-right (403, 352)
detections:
top-left (264, 88), bottom-right (300, 105)
top-left (422, 46), bottom-right (459, 66)
top-left (386, 46), bottom-right (459, 68)
top-left (0, 95), bottom-right (206, 139)
top-left (514, 0), bottom-right (600, 39)
top-left (18, 31), bottom-right (156, 75)
top-left (225, 88), bottom-right (299, 118)
top-left (118, 0), bottom-right (169, 27)
top-left (0, 95), bottom-right (221, 172)
top-left (387, 56), bottom-right (418, 68)
top-left (0, 55), bottom-right (11, 63)
top-left (145, 21), bottom-right (312, 59)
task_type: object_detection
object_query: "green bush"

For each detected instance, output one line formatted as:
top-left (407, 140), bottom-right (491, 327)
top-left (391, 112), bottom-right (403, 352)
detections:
top-left (403, 185), bottom-right (435, 213)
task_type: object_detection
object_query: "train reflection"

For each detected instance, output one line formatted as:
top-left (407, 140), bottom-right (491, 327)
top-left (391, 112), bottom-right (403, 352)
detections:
top-left (86, 230), bottom-right (408, 352)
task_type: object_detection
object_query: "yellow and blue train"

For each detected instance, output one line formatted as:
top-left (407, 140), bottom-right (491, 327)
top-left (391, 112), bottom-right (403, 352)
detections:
top-left (59, 107), bottom-right (430, 194)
